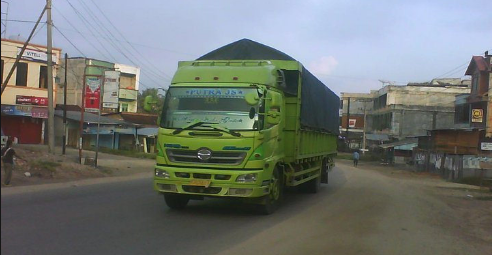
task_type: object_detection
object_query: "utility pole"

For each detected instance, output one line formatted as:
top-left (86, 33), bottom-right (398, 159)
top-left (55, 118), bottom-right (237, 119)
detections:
top-left (95, 75), bottom-right (105, 168)
top-left (346, 97), bottom-right (351, 150)
top-left (362, 101), bottom-right (368, 154)
top-left (62, 53), bottom-right (68, 155)
top-left (46, 0), bottom-right (55, 154)
top-left (79, 67), bottom-right (87, 164)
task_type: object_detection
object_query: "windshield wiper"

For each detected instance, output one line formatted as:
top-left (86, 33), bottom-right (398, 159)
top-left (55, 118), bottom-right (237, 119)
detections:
top-left (208, 124), bottom-right (241, 137)
top-left (172, 121), bottom-right (217, 135)
top-left (172, 121), bottom-right (241, 137)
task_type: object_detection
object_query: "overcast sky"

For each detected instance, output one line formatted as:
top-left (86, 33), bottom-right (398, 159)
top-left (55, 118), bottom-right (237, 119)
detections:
top-left (3, 0), bottom-right (491, 95)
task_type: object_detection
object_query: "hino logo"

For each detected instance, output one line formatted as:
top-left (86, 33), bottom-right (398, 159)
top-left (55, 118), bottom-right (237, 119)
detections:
top-left (197, 148), bottom-right (212, 161)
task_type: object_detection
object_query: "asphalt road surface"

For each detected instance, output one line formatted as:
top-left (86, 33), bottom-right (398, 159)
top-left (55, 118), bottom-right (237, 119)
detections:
top-left (1, 161), bottom-right (490, 255)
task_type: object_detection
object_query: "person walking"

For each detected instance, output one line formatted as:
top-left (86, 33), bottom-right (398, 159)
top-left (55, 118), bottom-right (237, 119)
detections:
top-left (1, 140), bottom-right (23, 186)
top-left (353, 150), bottom-right (360, 167)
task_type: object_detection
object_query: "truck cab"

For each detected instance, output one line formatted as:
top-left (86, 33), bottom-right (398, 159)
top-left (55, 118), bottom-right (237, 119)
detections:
top-left (154, 60), bottom-right (289, 213)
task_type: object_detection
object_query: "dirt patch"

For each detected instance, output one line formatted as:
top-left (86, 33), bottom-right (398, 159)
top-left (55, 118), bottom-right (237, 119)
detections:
top-left (1, 147), bottom-right (109, 187)
top-left (337, 159), bottom-right (492, 247)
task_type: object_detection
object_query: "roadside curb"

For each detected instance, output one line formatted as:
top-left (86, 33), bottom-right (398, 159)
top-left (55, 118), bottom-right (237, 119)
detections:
top-left (1, 172), bottom-right (153, 196)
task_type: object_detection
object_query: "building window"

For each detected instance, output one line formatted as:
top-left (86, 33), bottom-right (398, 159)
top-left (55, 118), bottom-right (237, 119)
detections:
top-left (340, 99), bottom-right (343, 109)
top-left (16, 62), bottom-right (28, 86)
top-left (471, 74), bottom-right (479, 93)
top-left (39, 65), bottom-right (48, 89)
top-left (121, 103), bottom-right (129, 112)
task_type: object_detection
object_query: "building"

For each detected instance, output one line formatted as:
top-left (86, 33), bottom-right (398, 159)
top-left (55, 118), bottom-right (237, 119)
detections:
top-left (1, 38), bottom-right (62, 144)
top-left (370, 79), bottom-right (470, 139)
top-left (413, 52), bottom-right (492, 179)
top-left (114, 63), bottom-right (140, 113)
top-left (59, 58), bottom-right (140, 114)
top-left (339, 92), bottom-right (374, 150)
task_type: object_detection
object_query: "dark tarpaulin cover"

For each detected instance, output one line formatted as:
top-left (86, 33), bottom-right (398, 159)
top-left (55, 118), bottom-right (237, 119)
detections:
top-left (197, 39), bottom-right (339, 134)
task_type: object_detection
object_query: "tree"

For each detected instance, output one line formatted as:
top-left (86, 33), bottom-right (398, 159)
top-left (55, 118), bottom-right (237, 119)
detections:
top-left (137, 88), bottom-right (165, 114)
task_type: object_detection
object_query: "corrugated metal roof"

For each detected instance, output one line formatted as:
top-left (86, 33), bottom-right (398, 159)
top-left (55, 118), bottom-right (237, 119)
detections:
top-left (366, 134), bottom-right (389, 141)
top-left (380, 138), bottom-right (418, 149)
top-left (55, 110), bottom-right (133, 126)
top-left (465, 56), bottom-right (490, 75)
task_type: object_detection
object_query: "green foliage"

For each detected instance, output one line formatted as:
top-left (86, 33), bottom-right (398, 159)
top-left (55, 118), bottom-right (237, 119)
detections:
top-left (138, 88), bottom-right (165, 114)
top-left (30, 160), bottom-right (61, 173)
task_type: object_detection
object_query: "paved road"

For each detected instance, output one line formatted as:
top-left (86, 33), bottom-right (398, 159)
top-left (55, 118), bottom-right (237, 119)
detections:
top-left (1, 162), bottom-right (489, 255)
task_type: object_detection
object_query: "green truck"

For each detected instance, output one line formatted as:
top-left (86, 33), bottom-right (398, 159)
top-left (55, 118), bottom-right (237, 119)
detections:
top-left (152, 39), bottom-right (339, 214)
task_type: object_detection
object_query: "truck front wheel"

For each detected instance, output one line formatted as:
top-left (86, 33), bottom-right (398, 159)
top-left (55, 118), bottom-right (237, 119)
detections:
top-left (164, 193), bottom-right (190, 210)
top-left (258, 167), bottom-right (283, 215)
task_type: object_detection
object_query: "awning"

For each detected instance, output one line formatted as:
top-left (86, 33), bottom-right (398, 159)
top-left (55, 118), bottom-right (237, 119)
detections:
top-left (380, 138), bottom-right (418, 150)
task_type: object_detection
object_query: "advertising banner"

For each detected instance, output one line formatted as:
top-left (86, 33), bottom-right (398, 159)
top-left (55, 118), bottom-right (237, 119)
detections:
top-left (16, 95), bottom-right (48, 106)
top-left (85, 76), bottom-right (102, 112)
top-left (103, 71), bottom-right (120, 109)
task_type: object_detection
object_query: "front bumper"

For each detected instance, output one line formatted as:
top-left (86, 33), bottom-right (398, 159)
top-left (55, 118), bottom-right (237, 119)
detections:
top-left (153, 164), bottom-right (269, 198)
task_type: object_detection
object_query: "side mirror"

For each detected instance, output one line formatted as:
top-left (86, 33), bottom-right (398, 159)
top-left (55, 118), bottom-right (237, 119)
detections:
top-left (266, 110), bottom-right (280, 125)
top-left (249, 107), bottom-right (256, 119)
top-left (245, 93), bottom-right (260, 105)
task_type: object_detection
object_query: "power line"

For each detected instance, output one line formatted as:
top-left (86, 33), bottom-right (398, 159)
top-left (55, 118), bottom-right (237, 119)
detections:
top-left (53, 25), bottom-right (86, 57)
top-left (64, 0), bottom-right (117, 62)
top-left (52, 5), bottom-right (112, 60)
top-left (87, 0), bottom-right (173, 80)
top-left (77, 0), bottom-right (171, 83)
top-left (1, 19), bottom-right (46, 24)
top-left (66, 0), bottom-right (166, 88)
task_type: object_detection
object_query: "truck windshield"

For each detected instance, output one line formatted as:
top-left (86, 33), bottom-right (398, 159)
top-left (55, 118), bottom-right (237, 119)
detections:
top-left (160, 87), bottom-right (259, 130)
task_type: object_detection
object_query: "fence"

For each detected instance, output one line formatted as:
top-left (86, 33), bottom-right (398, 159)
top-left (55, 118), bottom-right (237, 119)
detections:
top-left (413, 150), bottom-right (492, 180)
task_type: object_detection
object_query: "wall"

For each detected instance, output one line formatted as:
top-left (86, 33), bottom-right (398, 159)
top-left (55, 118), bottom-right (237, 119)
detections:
top-left (1, 39), bottom-right (61, 105)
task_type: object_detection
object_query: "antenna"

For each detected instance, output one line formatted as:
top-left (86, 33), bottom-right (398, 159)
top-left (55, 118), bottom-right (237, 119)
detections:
top-left (1, 1), bottom-right (9, 38)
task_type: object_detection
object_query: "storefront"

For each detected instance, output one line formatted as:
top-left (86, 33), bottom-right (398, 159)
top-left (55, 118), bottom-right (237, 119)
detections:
top-left (1, 103), bottom-right (48, 144)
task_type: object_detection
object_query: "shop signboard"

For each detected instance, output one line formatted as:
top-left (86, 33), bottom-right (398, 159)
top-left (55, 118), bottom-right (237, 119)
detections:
top-left (85, 76), bottom-right (102, 112)
top-left (103, 71), bottom-right (120, 109)
top-left (16, 95), bottom-right (48, 106)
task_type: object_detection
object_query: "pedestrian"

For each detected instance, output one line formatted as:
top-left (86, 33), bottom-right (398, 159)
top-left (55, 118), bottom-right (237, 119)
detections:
top-left (353, 150), bottom-right (360, 167)
top-left (1, 140), bottom-right (24, 186)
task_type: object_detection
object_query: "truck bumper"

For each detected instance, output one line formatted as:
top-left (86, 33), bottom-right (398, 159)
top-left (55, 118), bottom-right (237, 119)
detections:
top-left (153, 165), bottom-right (269, 198)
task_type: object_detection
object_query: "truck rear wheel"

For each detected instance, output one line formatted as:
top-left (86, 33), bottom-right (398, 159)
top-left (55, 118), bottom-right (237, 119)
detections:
top-left (258, 167), bottom-right (283, 215)
top-left (164, 193), bottom-right (190, 210)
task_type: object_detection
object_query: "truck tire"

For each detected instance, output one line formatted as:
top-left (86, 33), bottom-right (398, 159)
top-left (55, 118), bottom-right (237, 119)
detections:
top-left (164, 193), bottom-right (190, 210)
top-left (258, 167), bottom-right (283, 215)
top-left (321, 158), bottom-right (329, 184)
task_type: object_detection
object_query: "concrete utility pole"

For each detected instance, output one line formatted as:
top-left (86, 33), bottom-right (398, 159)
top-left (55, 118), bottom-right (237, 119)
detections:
top-left (346, 97), bottom-right (351, 149)
top-left (62, 53), bottom-right (68, 155)
top-left (46, 0), bottom-right (55, 154)
top-left (362, 101), bottom-right (368, 153)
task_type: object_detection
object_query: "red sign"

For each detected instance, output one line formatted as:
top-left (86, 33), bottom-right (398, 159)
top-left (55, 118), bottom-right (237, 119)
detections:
top-left (349, 119), bottom-right (357, 128)
top-left (85, 77), bottom-right (101, 112)
top-left (16, 95), bottom-right (48, 106)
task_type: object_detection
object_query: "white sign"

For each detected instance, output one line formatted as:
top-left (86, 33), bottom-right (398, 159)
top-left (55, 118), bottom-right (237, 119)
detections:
top-left (103, 71), bottom-right (120, 109)
top-left (481, 142), bottom-right (492, 151)
top-left (17, 48), bottom-right (58, 64)
top-left (349, 119), bottom-right (356, 128)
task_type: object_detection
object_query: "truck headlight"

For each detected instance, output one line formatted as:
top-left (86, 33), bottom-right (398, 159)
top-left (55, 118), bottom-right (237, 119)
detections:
top-left (236, 173), bottom-right (257, 183)
top-left (155, 169), bottom-right (170, 178)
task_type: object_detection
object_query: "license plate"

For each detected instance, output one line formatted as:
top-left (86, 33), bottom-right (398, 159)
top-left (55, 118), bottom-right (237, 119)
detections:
top-left (189, 179), bottom-right (211, 187)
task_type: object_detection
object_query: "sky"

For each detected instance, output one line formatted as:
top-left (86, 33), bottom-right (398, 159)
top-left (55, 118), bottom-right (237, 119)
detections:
top-left (2, 0), bottom-right (491, 95)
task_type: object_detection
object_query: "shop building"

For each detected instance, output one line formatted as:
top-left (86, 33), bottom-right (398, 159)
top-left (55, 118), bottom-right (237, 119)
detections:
top-left (1, 39), bottom-right (61, 144)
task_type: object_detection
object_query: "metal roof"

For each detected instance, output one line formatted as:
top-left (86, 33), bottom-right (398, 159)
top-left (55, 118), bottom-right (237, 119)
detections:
top-left (55, 110), bottom-right (133, 126)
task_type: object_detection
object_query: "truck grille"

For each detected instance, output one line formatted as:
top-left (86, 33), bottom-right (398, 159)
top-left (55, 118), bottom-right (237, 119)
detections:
top-left (166, 149), bottom-right (246, 165)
